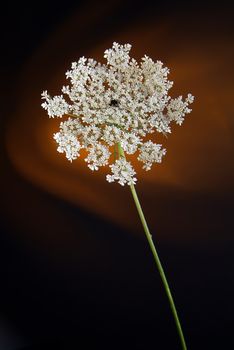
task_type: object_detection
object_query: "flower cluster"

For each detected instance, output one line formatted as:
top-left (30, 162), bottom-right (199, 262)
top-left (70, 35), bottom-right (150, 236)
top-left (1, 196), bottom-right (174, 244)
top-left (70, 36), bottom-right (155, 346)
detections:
top-left (41, 42), bottom-right (194, 185)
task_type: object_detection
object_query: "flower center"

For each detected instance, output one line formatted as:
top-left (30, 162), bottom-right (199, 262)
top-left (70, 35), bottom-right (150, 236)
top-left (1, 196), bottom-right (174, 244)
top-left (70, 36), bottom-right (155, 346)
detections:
top-left (110, 99), bottom-right (119, 107)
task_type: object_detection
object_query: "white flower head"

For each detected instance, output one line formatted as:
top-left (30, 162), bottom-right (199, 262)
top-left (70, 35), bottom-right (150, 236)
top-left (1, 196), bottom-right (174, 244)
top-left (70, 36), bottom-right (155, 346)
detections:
top-left (41, 42), bottom-right (194, 185)
top-left (138, 141), bottom-right (166, 171)
top-left (85, 143), bottom-right (111, 171)
top-left (41, 91), bottom-right (69, 118)
top-left (106, 158), bottom-right (137, 186)
top-left (53, 118), bottom-right (83, 161)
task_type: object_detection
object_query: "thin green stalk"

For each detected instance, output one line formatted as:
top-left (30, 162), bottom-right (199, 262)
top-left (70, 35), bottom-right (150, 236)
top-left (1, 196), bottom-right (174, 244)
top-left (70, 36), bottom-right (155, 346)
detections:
top-left (117, 143), bottom-right (187, 350)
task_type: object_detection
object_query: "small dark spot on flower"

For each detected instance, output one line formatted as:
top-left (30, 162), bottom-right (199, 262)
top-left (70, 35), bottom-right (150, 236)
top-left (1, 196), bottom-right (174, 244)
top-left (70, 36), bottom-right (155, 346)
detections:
top-left (110, 99), bottom-right (119, 107)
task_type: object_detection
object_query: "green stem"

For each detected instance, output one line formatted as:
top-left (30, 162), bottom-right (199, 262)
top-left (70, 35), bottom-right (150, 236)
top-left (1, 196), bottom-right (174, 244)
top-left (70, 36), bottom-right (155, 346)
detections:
top-left (117, 143), bottom-right (187, 350)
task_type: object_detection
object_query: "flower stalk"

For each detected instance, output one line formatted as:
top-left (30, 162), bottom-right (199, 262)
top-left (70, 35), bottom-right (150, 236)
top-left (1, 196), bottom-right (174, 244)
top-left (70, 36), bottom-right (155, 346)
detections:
top-left (118, 142), bottom-right (187, 350)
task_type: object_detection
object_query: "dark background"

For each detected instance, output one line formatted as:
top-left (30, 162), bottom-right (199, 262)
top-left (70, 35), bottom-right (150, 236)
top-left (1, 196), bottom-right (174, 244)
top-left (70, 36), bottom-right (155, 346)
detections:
top-left (1, 1), bottom-right (234, 349)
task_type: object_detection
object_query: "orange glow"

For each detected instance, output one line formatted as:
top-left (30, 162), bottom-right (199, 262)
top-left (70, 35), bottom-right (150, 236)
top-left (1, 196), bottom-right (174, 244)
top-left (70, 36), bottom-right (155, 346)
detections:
top-left (5, 11), bottom-right (234, 237)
